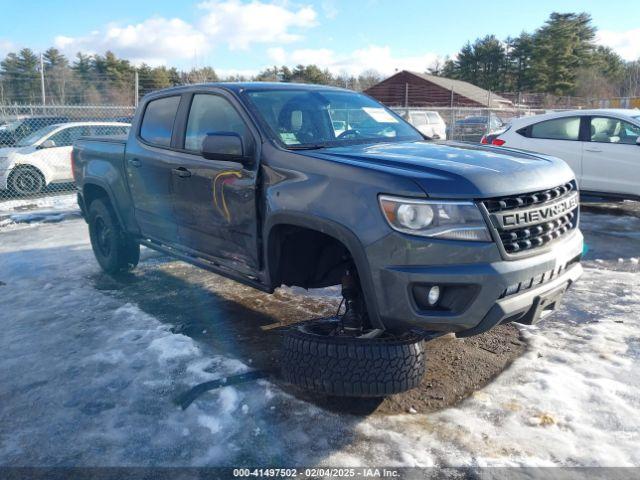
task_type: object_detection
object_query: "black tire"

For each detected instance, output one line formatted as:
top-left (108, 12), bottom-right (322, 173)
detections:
top-left (88, 198), bottom-right (140, 274)
top-left (8, 166), bottom-right (45, 195)
top-left (281, 318), bottom-right (426, 397)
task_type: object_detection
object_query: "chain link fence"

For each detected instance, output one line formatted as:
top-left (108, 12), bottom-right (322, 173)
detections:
top-left (0, 105), bottom-right (134, 209)
top-left (391, 106), bottom-right (556, 143)
top-left (0, 102), bottom-right (561, 207)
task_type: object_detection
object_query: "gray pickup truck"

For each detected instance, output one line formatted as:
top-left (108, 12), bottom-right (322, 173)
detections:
top-left (73, 83), bottom-right (583, 397)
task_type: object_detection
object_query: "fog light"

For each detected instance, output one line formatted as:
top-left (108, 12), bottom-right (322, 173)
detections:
top-left (427, 286), bottom-right (441, 306)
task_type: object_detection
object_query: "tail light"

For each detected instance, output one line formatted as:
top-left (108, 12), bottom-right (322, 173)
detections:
top-left (71, 150), bottom-right (76, 182)
top-left (481, 134), bottom-right (506, 146)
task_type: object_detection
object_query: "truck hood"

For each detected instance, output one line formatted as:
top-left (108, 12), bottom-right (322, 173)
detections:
top-left (307, 140), bottom-right (575, 199)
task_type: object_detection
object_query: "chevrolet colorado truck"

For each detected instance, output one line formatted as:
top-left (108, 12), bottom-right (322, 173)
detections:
top-left (73, 83), bottom-right (583, 397)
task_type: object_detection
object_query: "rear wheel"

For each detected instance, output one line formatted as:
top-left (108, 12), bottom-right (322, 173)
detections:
top-left (8, 166), bottom-right (45, 195)
top-left (281, 318), bottom-right (426, 397)
top-left (88, 198), bottom-right (139, 274)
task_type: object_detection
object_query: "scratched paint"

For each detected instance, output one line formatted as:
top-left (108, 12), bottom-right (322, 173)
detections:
top-left (212, 171), bottom-right (242, 222)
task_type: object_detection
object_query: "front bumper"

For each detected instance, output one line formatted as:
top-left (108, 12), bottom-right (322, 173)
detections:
top-left (364, 228), bottom-right (584, 335)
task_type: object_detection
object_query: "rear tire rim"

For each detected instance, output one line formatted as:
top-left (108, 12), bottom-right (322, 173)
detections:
top-left (12, 170), bottom-right (43, 194)
top-left (94, 216), bottom-right (112, 257)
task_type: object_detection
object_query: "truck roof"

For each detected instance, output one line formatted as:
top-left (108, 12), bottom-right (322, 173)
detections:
top-left (145, 82), bottom-right (351, 97)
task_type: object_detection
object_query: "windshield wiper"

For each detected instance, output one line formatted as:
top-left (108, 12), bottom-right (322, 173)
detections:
top-left (286, 144), bottom-right (327, 150)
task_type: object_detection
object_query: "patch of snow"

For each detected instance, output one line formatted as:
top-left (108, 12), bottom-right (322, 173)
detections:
top-left (0, 193), bottom-right (77, 214)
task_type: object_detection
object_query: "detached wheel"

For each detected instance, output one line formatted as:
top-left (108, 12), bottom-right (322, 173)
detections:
top-left (281, 318), bottom-right (426, 397)
top-left (8, 166), bottom-right (45, 195)
top-left (88, 198), bottom-right (140, 274)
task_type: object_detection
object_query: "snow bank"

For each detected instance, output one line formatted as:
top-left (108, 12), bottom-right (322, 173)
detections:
top-left (0, 193), bottom-right (79, 230)
top-left (0, 192), bottom-right (77, 214)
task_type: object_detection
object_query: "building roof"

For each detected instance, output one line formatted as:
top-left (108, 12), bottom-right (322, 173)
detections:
top-left (395, 71), bottom-right (512, 108)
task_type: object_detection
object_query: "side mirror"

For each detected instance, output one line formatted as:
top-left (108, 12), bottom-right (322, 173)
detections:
top-left (39, 139), bottom-right (56, 149)
top-left (202, 132), bottom-right (250, 164)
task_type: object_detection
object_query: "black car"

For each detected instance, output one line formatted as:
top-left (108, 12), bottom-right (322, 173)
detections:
top-left (0, 116), bottom-right (69, 146)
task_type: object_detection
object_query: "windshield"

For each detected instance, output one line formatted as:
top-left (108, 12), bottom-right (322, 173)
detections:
top-left (16, 124), bottom-right (59, 147)
top-left (244, 89), bottom-right (422, 148)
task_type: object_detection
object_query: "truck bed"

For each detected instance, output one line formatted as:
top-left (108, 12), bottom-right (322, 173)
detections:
top-left (74, 136), bottom-right (127, 168)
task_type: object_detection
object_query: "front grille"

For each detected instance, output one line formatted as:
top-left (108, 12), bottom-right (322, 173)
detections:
top-left (483, 181), bottom-right (579, 255)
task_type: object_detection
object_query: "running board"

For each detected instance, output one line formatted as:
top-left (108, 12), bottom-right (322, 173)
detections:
top-left (139, 239), bottom-right (274, 294)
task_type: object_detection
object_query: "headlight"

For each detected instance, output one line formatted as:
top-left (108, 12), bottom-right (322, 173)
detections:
top-left (379, 195), bottom-right (492, 241)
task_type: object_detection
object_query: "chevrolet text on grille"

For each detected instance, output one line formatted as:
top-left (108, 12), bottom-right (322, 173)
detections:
top-left (496, 192), bottom-right (578, 230)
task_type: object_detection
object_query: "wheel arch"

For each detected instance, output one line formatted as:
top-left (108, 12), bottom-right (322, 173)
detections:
top-left (265, 211), bottom-right (384, 329)
top-left (82, 180), bottom-right (126, 229)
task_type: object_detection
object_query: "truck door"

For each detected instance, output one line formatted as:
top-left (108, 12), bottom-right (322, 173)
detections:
top-left (170, 92), bottom-right (260, 271)
top-left (125, 95), bottom-right (182, 244)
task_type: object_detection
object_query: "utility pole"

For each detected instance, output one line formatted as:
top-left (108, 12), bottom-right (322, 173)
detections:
top-left (487, 90), bottom-right (492, 133)
top-left (134, 69), bottom-right (139, 107)
top-left (39, 53), bottom-right (46, 106)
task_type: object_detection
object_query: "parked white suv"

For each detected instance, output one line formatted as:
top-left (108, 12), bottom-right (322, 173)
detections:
top-left (482, 109), bottom-right (640, 200)
top-left (403, 110), bottom-right (447, 140)
top-left (0, 122), bottom-right (130, 195)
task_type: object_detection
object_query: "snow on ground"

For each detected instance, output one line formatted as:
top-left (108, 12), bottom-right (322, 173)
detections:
top-left (0, 192), bottom-right (77, 215)
top-left (0, 193), bottom-right (79, 230)
top-left (0, 209), bottom-right (639, 467)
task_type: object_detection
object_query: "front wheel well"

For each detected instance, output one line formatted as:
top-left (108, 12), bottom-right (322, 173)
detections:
top-left (268, 224), bottom-right (353, 289)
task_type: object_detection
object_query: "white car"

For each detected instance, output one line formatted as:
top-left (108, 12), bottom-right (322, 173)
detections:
top-left (403, 110), bottom-right (447, 140)
top-left (482, 109), bottom-right (640, 200)
top-left (0, 122), bottom-right (130, 195)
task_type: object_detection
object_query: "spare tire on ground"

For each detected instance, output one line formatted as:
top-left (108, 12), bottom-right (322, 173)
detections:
top-left (281, 318), bottom-right (426, 397)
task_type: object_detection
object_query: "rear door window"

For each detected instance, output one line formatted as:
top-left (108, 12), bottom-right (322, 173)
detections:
top-left (48, 126), bottom-right (91, 147)
top-left (140, 96), bottom-right (180, 147)
top-left (90, 125), bottom-right (130, 136)
top-left (529, 117), bottom-right (581, 141)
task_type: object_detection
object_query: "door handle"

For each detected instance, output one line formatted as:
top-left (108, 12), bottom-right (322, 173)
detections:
top-left (128, 158), bottom-right (141, 167)
top-left (172, 167), bottom-right (192, 178)
top-left (584, 148), bottom-right (602, 153)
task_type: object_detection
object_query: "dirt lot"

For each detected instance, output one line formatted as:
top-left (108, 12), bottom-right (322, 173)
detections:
top-left (92, 245), bottom-right (526, 416)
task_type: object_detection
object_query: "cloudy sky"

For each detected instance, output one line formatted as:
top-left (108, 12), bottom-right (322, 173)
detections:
top-left (1, 0), bottom-right (638, 76)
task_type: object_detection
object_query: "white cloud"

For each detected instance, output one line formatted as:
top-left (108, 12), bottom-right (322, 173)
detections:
top-left (321, 0), bottom-right (339, 19)
top-left (54, 17), bottom-right (208, 66)
top-left (197, 0), bottom-right (317, 50)
top-left (290, 48), bottom-right (335, 66)
top-left (597, 29), bottom-right (640, 61)
top-left (269, 45), bottom-right (440, 76)
top-left (0, 40), bottom-right (16, 57)
top-left (266, 47), bottom-right (287, 64)
top-left (52, 1), bottom-right (318, 66)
